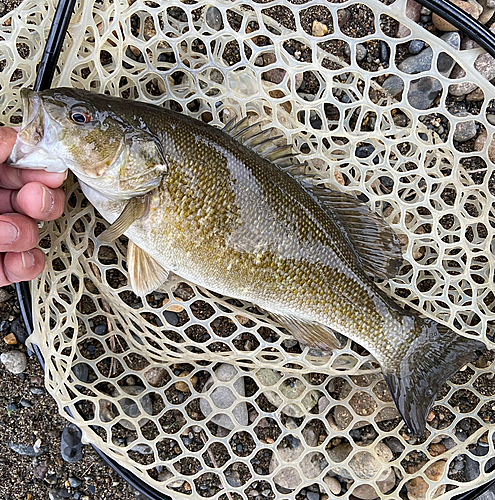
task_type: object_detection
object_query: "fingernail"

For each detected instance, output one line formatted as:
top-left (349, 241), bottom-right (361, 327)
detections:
top-left (0, 221), bottom-right (19, 244)
top-left (21, 250), bottom-right (35, 269)
top-left (41, 186), bottom-right (54, 213)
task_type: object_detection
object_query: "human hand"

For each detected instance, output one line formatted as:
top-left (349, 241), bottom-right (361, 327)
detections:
top-left (0, 127), bottom-right (66, 286)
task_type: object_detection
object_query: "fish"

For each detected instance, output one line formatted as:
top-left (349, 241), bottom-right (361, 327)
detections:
top-left (9, 87), bottom-right (486, 435)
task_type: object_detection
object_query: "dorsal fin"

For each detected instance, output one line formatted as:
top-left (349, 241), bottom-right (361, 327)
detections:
top-left (223, 117), bottom-right (298, 169)
top-left (307, 185), bottom-right (403, 280)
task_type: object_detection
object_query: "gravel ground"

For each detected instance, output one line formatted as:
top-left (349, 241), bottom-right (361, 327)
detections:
top-left (0, 285), bottom-right (144, 500)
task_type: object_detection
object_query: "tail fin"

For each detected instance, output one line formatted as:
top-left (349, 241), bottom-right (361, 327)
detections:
top-left (383, 320), bottom-right (486, 436)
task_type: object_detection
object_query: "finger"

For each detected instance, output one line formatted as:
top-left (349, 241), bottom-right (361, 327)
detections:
top-left (0, 213), bottom-right (39, 252)
top-left (0, 127), bottom-right (18, 164)
top-left (0, 248), bottom-right (45, 286)
top-left (0, 163), bottom-right (67, 190)
top-left (9, 183), bottom-right (65, 221)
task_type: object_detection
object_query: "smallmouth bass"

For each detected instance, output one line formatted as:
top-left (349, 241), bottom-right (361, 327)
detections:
top-left (9, 87), bottom-right (486, 435)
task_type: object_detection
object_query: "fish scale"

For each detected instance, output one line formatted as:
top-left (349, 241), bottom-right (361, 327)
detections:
top-left (9, 87), bottom-right (486, 435)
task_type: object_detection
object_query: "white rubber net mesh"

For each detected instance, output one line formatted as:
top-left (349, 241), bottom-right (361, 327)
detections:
top-left (2, 0), bottom-right (495, 498)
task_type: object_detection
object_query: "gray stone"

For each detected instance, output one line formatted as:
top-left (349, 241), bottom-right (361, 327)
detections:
top-left (200, 363), bottom-right (248, 430)
top-left (144, 366), bottom-right (168, 387)
top-left (382, 75), bottom-right (405, 96)
top-left (1, 350), bottom-right (27, 374)
top-left (356, 43), bottom-right (367, 62)
top-left (118, 385), bottom-right (153, 429)
top-left (398, 32), bottom-right (459, 77)
top-left (453, 118), bottom-right (478, 142)
top-left (9, 442), bottom-right (48, 457)
top-left (256, 368), bottom-right (281, 387)
top-left (205, 6), bottom-right (222, 31)
top-left (299, 452), bottom-right (328, 479)
top-left (464, 454), bottom-right (480, 481)
top-left (407, 77), bottom-right (443, 110)
top-left (61, 424), bottom-right (83, 463)
top-left (307, 492), bottom-right (319, 500)
top-left (72, 363), bottom-right (88, 383)
top-left (277, 435), bottom-right (304, 463)
top-left (332, 405), bottom-right (353, 430)
top-left (68, 477), bottom-right (82, 488)
top-left (328, 442), bottom-right (353, 464)
top-left (409, 40), bottom-right (425, 54)
top-left (11, 318), bottom-right (28, 344)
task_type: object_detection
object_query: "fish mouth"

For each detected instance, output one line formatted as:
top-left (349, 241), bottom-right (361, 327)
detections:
top-left (8, 89), bottom-right (68, 172)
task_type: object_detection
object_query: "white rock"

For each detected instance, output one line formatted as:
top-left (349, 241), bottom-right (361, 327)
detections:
top-left (1, 350), bottom-right (27, 374)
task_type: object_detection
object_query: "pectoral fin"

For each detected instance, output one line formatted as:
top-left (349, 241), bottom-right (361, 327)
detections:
top-left (99, 196), bottom-right (149, 243)
top-left (265, 310), bottom-right (345, 351)
top-left (127, 240), bottom-right (170, 296)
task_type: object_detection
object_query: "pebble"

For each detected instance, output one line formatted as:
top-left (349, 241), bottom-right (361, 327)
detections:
top-left (7, 402), bottom-right (17, 411)
top-left (0, 287), bottom-right (10, 302)
top-left (9, 442), bottom-right (48, 457)
top-left (206, 6), bottom-right (223, 31)
top-left (432, 0), bottom-right (482, 31)
top-left (1, 350), bottom-right (27, 374)
top-left (406, 477), bottom-right (429, 500)
top-left (118, 385), bottom-right (153, 429)
top-left (409, 40), bottom-right (425, 54)
top-left (453, 113), bottom-right (478, 142)
top-left (30, 387), bottom-right (44, 395)
top-left (68, 477), bottom-right (82, 488)
top-left (407, 76), bottom-right (443, 110)
top-left (323, 475), bottom-right (341, 495)
top-left (72, 363), bottom-right (89, 383)
top-left (307, 491), bottom-right (319, 500)
top-left (94, 323), bottom-right (107, 335)
top-left (398, 0), bottom-right (422, 37)
top-left (272, 467), bottom-right (302, 490)
top-left (465, 454), bottom-right (480, 481)
top-left (299, 451), bottom-right (328, 479)
top-left (382, 75), bottom-right (405, 96)
top-left (20, 397), bottom-right (32, 407)
top-left (398, 32), bottom-right (459, 77)
top-left (61, 424), bottom-right (83, 463)
top-left (200, 363), bottom-right (248, 430)
top-left (33, 465), bottom-right (48, 479)
top-left (144, 366), bottom-right (168, 387)
top-left (256, 368), bottom-right (281, 387)
top-left (425, 460), bottom-right (446, 481)
top-left (449, 51), bottom-right (495, 96)
top-left (312, 20), bottom-right (328, 37)
top-left (11, 317), bottom-right (29, 344)
top-left (429, 443), bottom-right (447, 457)
top-left (349, 451), bottom-right (382, 480)
top-left (328, 442), bottom-right (353, 464)
top-left (356, 43), bottom-right (367, 62)
top-left (4, 333), bottom-right (17, 345)
top-left (164, 310), bottom-right (179, 326)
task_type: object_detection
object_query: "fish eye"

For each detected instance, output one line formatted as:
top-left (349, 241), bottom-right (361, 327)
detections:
top-left (70, 110), bottom-right (91, 124)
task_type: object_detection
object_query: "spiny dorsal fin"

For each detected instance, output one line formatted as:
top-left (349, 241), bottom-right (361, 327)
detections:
top-left (263, 309), bottom-right (345, 351)
top-left (127, 240), bottom-right (170, 296)
top-left (308, 186), bottom-right (403, 280)
top-left (223, 117), bottom-right (298, 168)
top-left (98, 195), bottom-right (149, 243)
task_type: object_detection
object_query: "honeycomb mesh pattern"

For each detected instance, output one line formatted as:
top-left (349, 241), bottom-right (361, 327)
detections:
top-left (1, 0), bottom-right (495, 498)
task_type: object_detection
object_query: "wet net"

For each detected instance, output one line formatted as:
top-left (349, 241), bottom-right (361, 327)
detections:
top-left (1, 0), bottom-right (495, 498)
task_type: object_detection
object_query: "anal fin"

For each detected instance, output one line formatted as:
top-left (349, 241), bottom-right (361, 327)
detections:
top-left (265, 310), bottom-right (345, 351)
top-left (127, 240), bottom-right (170, 296)
top-left (383, 319), bottom-right (486, 436)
